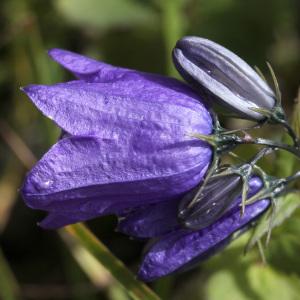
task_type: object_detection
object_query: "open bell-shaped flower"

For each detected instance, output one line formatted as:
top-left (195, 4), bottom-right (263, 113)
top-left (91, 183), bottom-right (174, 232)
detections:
top-left (20, 49), bottom-right (213, 228)
top-left (172, 36), bottom-right (276, 121)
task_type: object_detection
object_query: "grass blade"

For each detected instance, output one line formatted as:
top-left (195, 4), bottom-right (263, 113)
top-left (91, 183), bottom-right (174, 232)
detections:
top-left (63, 223), bottom-right (160, 300)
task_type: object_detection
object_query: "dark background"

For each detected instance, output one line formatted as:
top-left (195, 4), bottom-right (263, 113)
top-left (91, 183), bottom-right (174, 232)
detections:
top-left (1, 0), bottom-right (300, 299)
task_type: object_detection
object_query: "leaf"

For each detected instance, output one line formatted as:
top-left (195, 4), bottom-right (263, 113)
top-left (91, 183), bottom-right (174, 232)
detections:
top-left (247, 265), bottom-right (300, 300)
top-left (206, 270), bottom-right (251, 300)
top-left (63, 223), bottom-right (160, 300)
top-left (246, 193), bottom-right (300, 251)
top-left (55, 0), bottom-right (157, 30)
top-left (174, 230), bottom-right (300, 300)
top-left (59, 229), bottom-right (112, 289)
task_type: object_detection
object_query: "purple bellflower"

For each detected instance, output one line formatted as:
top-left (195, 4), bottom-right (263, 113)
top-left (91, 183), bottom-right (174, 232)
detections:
top-left (21, 49), bottom-right (269, 281)
top-left (21, 49), bottom-right (213, 228)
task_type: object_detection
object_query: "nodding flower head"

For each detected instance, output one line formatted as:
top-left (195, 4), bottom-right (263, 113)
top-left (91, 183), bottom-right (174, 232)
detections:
top-left (172, 36), bottom-right (276, 121)
top-left (20, 48), bottom-right (213, 229)
top-left (20, 48), bottom-right (271, 282)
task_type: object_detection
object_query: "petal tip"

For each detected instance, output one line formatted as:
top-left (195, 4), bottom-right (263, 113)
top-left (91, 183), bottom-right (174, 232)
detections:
top-left (47, 48), bottom-right (101, 76)
top-left (48, 48), bottom-right (71, 60)
top-left (20, 84), bottom-right (43, 98)
top-left (137, 268), bottom-right (152, 282)
top-left (20, 85), bottom-right (32, 95)
top-left (137, 264), bottom-right (163, 282)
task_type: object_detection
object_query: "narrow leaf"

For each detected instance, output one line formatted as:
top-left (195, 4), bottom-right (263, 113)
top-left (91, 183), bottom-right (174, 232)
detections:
top-left (63, 223), bottom-right (160, 300)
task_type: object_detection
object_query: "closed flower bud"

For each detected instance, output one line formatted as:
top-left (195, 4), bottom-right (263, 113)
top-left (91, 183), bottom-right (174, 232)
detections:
top-left (172, 36), bottom-right (276, 121)
top-left (178, 174), bottom-right (243, 230)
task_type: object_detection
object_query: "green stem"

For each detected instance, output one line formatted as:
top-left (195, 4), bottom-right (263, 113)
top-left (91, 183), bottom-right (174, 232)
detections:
top-left (281, 121), bottom-right (299, 147)
top-left (161, 0), bottom-right (185, 76)
top-left (251, 138), bottom-right (300, 158)
top-left (63, 223), bottom-right (160, 300)
top-left (193, 132), bottom-right (300, 158)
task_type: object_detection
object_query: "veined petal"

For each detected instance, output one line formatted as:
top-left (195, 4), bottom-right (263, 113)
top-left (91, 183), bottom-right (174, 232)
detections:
top-left (117, 198), bottom-right (181, 238)
top-left (22, 79), bottom-right (212, 138)
top-left (22, 135), bottom-right (211, 217)
top-left (138, 198), bottom-right (269, 281)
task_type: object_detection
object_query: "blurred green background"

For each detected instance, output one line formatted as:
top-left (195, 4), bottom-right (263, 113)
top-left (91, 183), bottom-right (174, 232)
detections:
top-left (0, 0), bottom-right (300, 299)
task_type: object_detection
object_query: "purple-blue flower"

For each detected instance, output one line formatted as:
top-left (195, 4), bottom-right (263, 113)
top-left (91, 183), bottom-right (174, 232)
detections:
top-left (21, 49), bottom-right (212, 228)
top-left (20, 49), bottom-right (269, 281)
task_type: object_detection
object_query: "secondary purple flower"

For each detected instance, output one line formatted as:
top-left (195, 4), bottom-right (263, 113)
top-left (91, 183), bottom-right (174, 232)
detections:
top-left (118, 177), bottom-right (269, 281)
top-left (172, 36), bottom-right (276, 121)
top-left (21, 49), bottom-right (213, 228)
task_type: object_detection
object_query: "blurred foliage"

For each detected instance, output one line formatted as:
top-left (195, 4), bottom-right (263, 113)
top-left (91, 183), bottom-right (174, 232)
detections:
top-left (55, 0), bottom-right (157, 30)
top-left (0, 0), bottom-right (300, 299)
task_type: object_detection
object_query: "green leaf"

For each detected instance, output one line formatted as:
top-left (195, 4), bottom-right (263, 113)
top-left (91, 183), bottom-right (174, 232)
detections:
top-left (206, 270), bottom-right (251, 300)
top-left (247, 265), bottom-right (300, 300)
top-left (55, 0), bottom-right (157, 30)
top-left (246, 193), bottom-right (300, 251)
top-left (62, 223), bottom-right (160, 300)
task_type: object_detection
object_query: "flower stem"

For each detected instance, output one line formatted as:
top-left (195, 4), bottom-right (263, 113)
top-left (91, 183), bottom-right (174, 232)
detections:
top-left (161, 0), bottom-right (185, 77)
top-left (64, 223), bottom-right (160, 300)
top-left (280, 120), bottom-right (300, 147)
top-left (249, 138), bottom-right (300, 158)
top-left (193, 132), bottom-right (300, 158)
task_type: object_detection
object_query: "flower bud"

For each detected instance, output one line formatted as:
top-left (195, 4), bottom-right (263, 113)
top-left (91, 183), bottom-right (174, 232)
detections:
top-left (172, 36), bottom-right (276, 121)
top-left (178, 174), bottom-right (243, 230)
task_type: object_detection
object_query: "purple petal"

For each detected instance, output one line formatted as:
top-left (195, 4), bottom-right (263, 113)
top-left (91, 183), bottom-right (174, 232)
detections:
top-left (138, 184), bottom-right (269, 281)
top-left (118, 176), bottom-right (263, 239)
top-left (39, 211), bottom-right (98, 229)
top-left (22, 79), bottom-right (212, 138)
top-left (22, 49), bottom-right (213, 227)
top-left (117, 198), bottom-right (181, 238)
top-left (22, 134), bottom-right (211, 218)
top-left (48, 48), bottom-right (133, 82)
